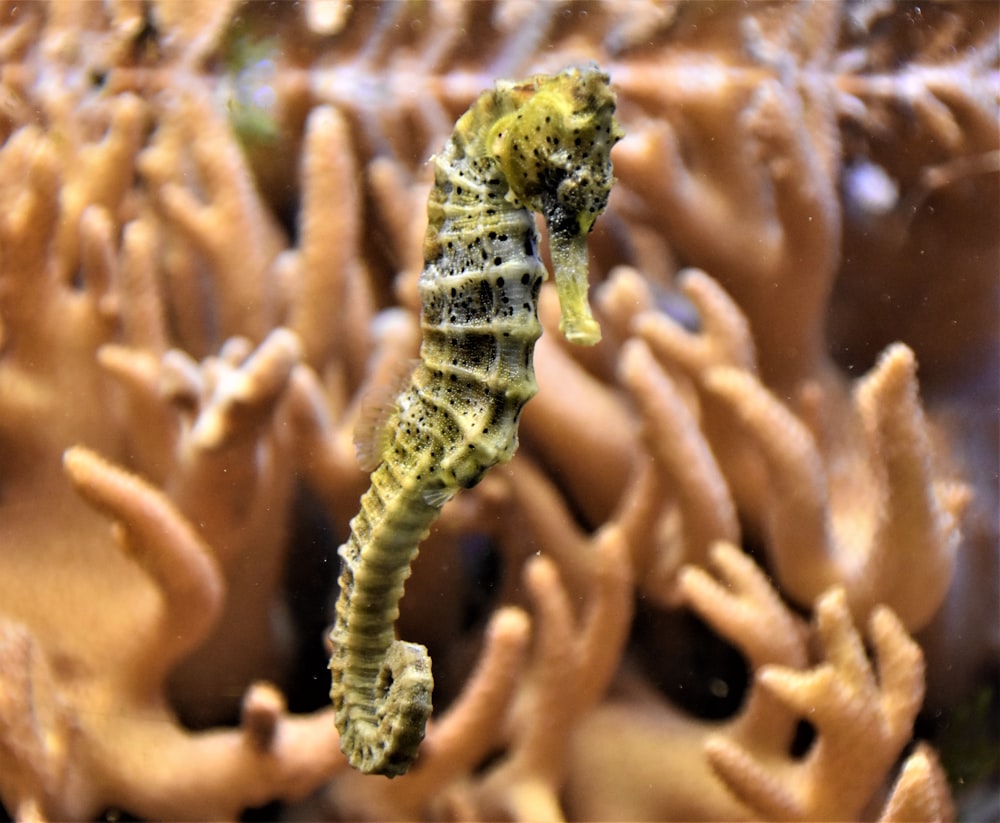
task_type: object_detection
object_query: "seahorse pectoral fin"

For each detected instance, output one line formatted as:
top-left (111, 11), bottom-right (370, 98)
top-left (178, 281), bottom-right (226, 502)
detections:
top-left (548, 228), bottom-right (602, 346)
top-left (421, 484), bottom-right (456, 508)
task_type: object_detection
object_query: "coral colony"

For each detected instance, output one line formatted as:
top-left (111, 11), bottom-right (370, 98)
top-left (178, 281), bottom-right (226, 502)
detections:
top-left (0, 2), bottom-right (995, 821)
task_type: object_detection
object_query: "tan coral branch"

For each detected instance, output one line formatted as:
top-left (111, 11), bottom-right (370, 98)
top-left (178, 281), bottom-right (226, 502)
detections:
top-left (62, 446), bottom-right (224, 671)
top-left (620, 338), bottom-right (739, 578)
top-left (878, 742), bottom-right (955, 823)
top-left (288, 105), bottom-right (375, 379)
top-left (854, 343), bottom-right (968, 628)
top-left (707, 588), bottom-right (926, 821)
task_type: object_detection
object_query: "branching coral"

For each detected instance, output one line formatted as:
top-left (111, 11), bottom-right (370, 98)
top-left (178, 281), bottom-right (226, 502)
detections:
top-left (0, 0), bottom-right (995, 820)
top-left (708, 586), bottom-right (926, 820)
top-left (0, 14), bottom-right (346, 815)
top-left (622, 269), bottom-right (969, 631)
top-left (565, 543), bottom-right (952, 822)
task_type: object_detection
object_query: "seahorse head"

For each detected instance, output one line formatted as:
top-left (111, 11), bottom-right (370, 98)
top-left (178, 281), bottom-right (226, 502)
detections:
top-left (487, 65), bottom-right (623, 345)
top-left (488, 65), bottom-right (622, 228)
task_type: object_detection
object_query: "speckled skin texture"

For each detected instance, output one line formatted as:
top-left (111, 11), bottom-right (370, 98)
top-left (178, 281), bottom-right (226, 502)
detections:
top-left (329, 65), bottom-right (621, 776)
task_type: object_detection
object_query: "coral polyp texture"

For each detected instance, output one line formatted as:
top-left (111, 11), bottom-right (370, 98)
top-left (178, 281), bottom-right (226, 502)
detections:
top-left (0, 1), bottom-right (996, 821)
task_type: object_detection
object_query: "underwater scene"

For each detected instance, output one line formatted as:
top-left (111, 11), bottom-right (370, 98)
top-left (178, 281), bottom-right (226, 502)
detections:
top-left (0, 1), bottom-right (996, 820)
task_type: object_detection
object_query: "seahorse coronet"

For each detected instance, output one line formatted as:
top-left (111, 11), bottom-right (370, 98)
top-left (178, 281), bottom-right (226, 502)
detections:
top-left (329, 64), bottom-right (620, 776)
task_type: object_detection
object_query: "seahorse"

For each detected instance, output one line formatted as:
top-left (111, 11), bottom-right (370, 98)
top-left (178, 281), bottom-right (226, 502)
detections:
top-left (329, 64), bottom-right (622, 776)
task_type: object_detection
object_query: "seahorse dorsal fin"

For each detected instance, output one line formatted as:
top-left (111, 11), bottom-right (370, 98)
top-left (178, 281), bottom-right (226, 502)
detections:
top-left (353, 359), bottom-right (419, 472)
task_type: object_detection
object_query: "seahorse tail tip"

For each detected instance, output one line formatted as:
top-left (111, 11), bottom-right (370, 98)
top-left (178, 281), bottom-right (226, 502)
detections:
top-left (333, 640), bottom-right (433, 777)
top-left (374, 640), bottom-right (433, 775)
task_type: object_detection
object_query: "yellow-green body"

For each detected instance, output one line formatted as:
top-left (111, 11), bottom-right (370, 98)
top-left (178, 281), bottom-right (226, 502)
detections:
top-left (329, 64), bottom-right (621, 776)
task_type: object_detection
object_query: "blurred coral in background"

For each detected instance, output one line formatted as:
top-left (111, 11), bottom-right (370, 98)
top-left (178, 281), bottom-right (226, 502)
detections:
top-left (0, 1), bottom-right (996, 820)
